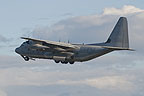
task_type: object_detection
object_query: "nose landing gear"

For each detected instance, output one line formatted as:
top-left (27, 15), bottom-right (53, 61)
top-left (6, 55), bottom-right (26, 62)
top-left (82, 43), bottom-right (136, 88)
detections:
top-left (21, 55), bottom-right (29, 61)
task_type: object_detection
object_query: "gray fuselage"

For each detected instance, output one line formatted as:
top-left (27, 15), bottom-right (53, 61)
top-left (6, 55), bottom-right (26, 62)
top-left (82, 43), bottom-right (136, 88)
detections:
top-left (15, 41), bottom-right (113, 62)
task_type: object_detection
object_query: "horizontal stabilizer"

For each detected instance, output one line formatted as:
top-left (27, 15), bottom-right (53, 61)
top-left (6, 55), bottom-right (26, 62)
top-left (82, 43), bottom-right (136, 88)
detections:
top-left (101, 46), bottom-right (135, 51)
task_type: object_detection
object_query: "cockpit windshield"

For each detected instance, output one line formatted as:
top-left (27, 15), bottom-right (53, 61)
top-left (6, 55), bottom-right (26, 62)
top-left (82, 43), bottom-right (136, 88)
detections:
top-left (20, 40), bottom-right (30, 47)
top-left (25, 41), bottom-right (29, 44)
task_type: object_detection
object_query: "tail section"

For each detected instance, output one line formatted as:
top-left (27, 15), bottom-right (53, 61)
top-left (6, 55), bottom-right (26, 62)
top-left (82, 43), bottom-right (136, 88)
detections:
top-left (105, 17), bottom-right (129, 48)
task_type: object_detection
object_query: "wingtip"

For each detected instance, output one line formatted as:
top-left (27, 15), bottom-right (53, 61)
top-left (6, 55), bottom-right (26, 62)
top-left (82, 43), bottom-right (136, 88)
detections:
top-left (128, 48), bottom-right (135, 51)
top-left (21, 37), bottom-right (24, 39)
top-left (21, 37), bottom-right (30, 40)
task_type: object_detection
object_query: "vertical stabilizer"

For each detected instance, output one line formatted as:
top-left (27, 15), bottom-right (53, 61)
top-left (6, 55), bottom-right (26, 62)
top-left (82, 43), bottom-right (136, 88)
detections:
top-left (105, 17), bottom-right (129, 48)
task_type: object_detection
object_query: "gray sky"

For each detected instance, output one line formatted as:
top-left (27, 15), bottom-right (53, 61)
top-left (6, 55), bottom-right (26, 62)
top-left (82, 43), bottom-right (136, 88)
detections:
top-left (0, 0), bottom-right (144, 96)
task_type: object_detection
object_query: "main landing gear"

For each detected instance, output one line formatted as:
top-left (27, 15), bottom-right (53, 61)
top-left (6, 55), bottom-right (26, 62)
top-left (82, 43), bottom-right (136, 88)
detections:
top-left (54, 60), bottom-right (74, 64)
top-left (21, 55), bottom-right (29, 61)
top-left (69, 61), bottom-right (74, 64)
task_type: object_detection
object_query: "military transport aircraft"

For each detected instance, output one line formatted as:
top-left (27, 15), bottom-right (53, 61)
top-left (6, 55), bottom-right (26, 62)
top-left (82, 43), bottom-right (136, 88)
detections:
top-left (15, 17), bottom-right (134, 64)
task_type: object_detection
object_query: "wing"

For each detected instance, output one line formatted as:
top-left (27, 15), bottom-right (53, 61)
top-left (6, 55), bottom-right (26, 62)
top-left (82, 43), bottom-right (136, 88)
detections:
top-left (21, 37), bottom-right (80, 51)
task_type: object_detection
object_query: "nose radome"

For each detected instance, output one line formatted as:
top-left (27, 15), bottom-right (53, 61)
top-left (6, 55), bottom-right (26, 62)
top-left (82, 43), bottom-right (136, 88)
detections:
top-left (15, 48), bottom-right (19, 54)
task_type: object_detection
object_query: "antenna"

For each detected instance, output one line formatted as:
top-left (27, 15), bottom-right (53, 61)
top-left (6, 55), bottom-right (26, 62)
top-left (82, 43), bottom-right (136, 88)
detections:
top-left (59, 37), bottom-right (61, 42)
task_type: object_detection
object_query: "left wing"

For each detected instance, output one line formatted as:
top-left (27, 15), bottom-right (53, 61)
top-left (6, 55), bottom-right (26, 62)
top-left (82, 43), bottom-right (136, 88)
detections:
top-left (21, 37), bottom-right (80, 51)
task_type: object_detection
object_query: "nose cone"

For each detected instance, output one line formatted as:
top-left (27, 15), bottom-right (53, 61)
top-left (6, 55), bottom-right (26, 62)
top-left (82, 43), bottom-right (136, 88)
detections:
top-left (15, 47), bottom-right (20, 54)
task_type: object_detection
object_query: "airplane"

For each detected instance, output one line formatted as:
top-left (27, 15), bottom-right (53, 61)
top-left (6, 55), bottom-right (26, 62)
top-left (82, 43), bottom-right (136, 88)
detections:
top-left (15, 17), bottom-right (134, 64)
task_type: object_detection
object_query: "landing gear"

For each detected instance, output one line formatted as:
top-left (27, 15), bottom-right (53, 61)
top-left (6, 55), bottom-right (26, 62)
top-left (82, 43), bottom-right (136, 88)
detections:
top-left (69, 61), bottom-right (74, 64)
top-left (61, 61), bottom-right (68, 64)
top-left (54, 60), bottom-right (74, 64)
top-left (21, 55), bottom-right (29, 61)
top-left (55, 60), bottom-right (60, 63)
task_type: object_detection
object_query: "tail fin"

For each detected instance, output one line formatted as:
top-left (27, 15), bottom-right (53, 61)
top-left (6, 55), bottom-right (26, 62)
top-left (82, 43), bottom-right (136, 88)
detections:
top-left (105, 17), bottom-right (129, 48)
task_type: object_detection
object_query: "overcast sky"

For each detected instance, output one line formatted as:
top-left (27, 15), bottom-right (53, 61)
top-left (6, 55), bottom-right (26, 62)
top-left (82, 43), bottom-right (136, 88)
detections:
top-left (0, 0), bottom-right (144, 96)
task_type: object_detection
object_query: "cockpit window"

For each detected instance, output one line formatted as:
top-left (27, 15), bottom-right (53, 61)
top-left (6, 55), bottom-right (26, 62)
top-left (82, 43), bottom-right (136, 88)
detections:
top-left (20, 41), bottom-right (29, 47)
top-left (26, 41), bottom-right (29, 44)
top-left (20, 43), bottom-right (24, 47)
